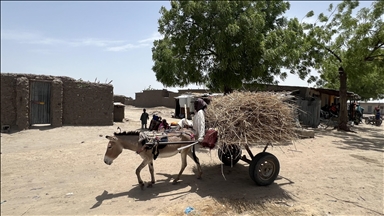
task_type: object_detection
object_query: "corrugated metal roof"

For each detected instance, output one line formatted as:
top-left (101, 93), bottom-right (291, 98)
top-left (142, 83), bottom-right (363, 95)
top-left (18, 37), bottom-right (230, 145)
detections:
top-left (311, 87), bottom-right (360, 98)
top-left (174, 93), bottom-right (223, 99)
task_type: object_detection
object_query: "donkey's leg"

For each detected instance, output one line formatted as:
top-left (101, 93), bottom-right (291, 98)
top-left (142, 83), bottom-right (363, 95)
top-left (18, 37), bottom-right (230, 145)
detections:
top-left (173, 148), bottom-right (189, 184)
top-left (136, 159), bottom-right (149, 188)
top-left (187, 145), bottom-right (202, 179)
top-left (147, 160), bottom-right (155, 188)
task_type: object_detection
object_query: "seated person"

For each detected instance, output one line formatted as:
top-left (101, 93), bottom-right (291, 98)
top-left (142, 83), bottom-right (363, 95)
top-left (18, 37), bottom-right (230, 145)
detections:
top-left (158, 119), bottom-right (170, 131)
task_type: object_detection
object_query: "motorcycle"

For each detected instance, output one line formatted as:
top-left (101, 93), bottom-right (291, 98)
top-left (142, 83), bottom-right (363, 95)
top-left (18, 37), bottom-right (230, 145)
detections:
top-left (365, 116), bottom-right (382, 126)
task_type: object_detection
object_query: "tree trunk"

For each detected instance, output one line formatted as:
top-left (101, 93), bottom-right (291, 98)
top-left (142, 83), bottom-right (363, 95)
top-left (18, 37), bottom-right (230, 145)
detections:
top-left (338, 67), bottom-right (349, 131)
top-left (223, 86), bottom-right (233, 95)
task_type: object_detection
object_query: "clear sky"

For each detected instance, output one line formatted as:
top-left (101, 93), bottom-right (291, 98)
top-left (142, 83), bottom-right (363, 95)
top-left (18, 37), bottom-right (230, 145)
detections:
top-left (1, 1), bottom-right (374, 98)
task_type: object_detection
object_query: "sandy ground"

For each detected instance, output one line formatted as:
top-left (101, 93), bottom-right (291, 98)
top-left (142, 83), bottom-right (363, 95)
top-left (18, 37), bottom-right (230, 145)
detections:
top-left (1, 105), bottom-right (383, 216)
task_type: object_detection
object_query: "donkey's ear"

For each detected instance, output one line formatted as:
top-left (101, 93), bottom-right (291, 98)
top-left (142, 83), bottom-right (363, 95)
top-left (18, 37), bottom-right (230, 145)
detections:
top-left (105, 135), bottom-right (117, 141)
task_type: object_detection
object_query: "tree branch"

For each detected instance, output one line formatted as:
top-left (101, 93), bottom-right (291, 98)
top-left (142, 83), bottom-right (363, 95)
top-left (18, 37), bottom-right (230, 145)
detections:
top-left (365, 54), bottom-right (384, 62)
top-left (322, 45), bottom-right (343, 62)
top-left (364, 42), bottom-right (384, 61)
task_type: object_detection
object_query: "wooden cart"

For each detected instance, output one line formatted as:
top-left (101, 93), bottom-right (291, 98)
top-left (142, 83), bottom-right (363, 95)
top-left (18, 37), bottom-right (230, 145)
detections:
top-left (151, 138), bottom-right (279, 186)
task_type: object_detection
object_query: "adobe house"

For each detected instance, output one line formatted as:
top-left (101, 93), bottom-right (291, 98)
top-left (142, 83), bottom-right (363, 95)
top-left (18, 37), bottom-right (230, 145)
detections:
top-left (1, 73), bottom-right (114, 131)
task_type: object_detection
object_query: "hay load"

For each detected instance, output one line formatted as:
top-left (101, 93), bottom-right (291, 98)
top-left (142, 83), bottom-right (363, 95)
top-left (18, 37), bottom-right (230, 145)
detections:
top-left (205, 91), bottom-right (298, 146)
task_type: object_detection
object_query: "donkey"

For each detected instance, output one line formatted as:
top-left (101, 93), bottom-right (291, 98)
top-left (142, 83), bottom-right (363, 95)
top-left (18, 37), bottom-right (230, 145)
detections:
top-left (104, 130), bottom-right (202, 188)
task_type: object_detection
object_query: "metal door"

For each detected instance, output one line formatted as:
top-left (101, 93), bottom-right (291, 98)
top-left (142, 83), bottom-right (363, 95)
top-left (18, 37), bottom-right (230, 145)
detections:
top-left (30, 81), bottom-right (51, 124)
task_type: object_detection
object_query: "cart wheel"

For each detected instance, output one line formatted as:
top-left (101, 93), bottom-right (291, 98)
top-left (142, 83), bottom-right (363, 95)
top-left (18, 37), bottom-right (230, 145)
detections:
top-left (365, 118), bottom-right (369, 124)
top-left (249, 152), bottom-right (280, 186)
top-left (218, 144), bottom-right (242, 166)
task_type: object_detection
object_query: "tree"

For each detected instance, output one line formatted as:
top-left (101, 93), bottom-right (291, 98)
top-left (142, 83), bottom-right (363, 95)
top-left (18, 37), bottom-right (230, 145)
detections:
top-left (151, 0), bottom-right (305, 94)
top-left (297, 0), bottom-right (384, 131)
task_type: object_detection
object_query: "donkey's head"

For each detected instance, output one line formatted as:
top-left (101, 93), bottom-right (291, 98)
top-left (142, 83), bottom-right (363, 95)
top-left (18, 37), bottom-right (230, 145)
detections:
top-left (104, 135), bottom-right (123, 165)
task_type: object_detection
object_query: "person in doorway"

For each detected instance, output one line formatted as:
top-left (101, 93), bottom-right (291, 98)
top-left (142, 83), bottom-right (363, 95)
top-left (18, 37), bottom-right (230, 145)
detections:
top-left (140, 109), bottom-right (149, 129)
top-left (193, 98), bottom-right (207, 143)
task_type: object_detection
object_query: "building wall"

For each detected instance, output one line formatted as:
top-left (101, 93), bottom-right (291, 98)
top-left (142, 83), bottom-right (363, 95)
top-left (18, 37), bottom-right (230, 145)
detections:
top-left (113, 95), bottom-right (126, 103)
top-left (0, 73), bottom-right (113, 130)
top-left (133, 89), bottom-right (208, 108)
top-left (320, 94), bottom-right (330, 107)
top-left (113, 95), bottom-right (135, 106)
top-left (51, 78), bottom-right (63, 127)
top-left (297, 98), bottom-right (321, 127)
top-left (16, 77), bottom-right (30, 130)
top-left (61, 78), bottom-right (113, 126)
top-left (1, 74), bottom-right (17, 127)
top-left (125, 99), bottom-right (135, 106)
top-left (161, 91), bottom-right (180, 108)
top-left (359, 102), bottom-right (383, 114)
top-left (135, 89), bottom-right (177, 108)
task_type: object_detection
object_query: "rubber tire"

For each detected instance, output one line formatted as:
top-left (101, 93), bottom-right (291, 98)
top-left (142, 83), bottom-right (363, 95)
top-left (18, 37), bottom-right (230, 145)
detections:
top-left (218, 144), bottom-right (242, 166)
top-left (249, 152), bottom-right (280, 186)
top-left (365, 118), bottom-right (369, 124)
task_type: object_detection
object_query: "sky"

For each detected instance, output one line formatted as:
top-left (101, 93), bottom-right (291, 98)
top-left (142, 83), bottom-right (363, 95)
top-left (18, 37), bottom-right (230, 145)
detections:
top-left (1, 1), bottom-right (375, 98)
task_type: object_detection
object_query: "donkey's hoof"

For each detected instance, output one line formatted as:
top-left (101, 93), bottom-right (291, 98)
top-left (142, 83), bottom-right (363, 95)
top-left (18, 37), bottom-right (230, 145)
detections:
top-left (147, 183), bottom-right (153, 188)
top-left (197, 173), bottom-right (202, 179)
top-left (139, 183), bottom-right (145, 190)
top-left (172, 179), bottom-right (180, 185)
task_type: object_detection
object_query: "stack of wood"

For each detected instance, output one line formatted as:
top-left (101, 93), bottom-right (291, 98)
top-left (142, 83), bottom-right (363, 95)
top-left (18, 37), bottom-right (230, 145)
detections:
top-left (205, 91), bottom-right (299, 146)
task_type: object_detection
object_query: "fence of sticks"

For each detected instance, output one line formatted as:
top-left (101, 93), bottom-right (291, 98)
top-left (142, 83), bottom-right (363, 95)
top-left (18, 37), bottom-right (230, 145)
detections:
top-left (205, 91), bottom-right (299, 147)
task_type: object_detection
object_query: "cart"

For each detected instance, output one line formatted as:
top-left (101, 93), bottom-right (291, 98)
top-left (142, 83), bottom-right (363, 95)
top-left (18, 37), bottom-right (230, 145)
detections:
top-left (217, 142), bottom-right (280, 186)
top-left (146, 133), bottom-right (280, 186)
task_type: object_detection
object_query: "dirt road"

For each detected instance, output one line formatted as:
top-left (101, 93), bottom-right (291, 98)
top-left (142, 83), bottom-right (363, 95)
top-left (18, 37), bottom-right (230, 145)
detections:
top-left (1, 106), bottom-right (383, 215)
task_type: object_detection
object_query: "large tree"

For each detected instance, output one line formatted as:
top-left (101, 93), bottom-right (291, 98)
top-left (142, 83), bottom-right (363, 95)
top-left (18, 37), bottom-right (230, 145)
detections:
top-left (298, 0), bottom-right (384, 130)
top-left (151, 0), bottom-right (304, 94)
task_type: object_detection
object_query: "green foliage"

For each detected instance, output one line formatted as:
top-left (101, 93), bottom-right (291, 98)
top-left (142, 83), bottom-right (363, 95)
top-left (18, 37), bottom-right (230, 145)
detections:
top-left (296, 0), bottom-right (384, 100)
top-left (305, 10), bottom-right (314, 18)
top-left (152, 0), bottom-right (305, 92)
top-left (143, 85), bottom-right (155, 91)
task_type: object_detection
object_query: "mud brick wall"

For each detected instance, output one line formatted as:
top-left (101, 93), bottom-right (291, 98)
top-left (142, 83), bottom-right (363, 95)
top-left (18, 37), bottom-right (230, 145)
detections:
top-left (16, 77), bottom-right (30, 130)
top-left (1, 74), bottom-right (17, 127)
top-left (1, 73), bottom-right (114, 130)
top-left (62, 79), bottom-right (113, 126)
top-left (113, 95), bottom-right (126, 103)
top-left (1, 73), bottom-right (62, 130)
top-left (51, 78), bottom-right (63, 127)
top-left (135, 89), bottom-right (170, 108)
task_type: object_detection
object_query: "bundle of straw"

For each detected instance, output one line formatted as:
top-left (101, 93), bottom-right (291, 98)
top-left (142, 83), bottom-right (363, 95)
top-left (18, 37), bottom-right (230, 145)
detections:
top-left (205, 91), bottom-right (298, 146)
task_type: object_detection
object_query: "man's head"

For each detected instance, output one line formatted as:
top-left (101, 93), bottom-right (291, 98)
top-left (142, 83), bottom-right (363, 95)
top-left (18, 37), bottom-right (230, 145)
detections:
top-left (194, 98), bottom-right (207, 112)
top-left (143, 109), bottom-right (146, 112)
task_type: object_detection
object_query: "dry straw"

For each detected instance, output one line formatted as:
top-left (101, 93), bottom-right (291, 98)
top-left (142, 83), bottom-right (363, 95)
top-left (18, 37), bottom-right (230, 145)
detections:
top-left (205, 91), bottom-right (298, 146)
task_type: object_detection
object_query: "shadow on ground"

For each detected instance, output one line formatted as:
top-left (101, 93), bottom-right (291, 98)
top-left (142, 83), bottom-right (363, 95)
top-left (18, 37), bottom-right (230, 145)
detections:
top-left (314, 124), bottom-right (384, 152)
top-left (1, 125), bottom-right (53, 134)
top-left (91, 163), bottom-right (294, 211)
